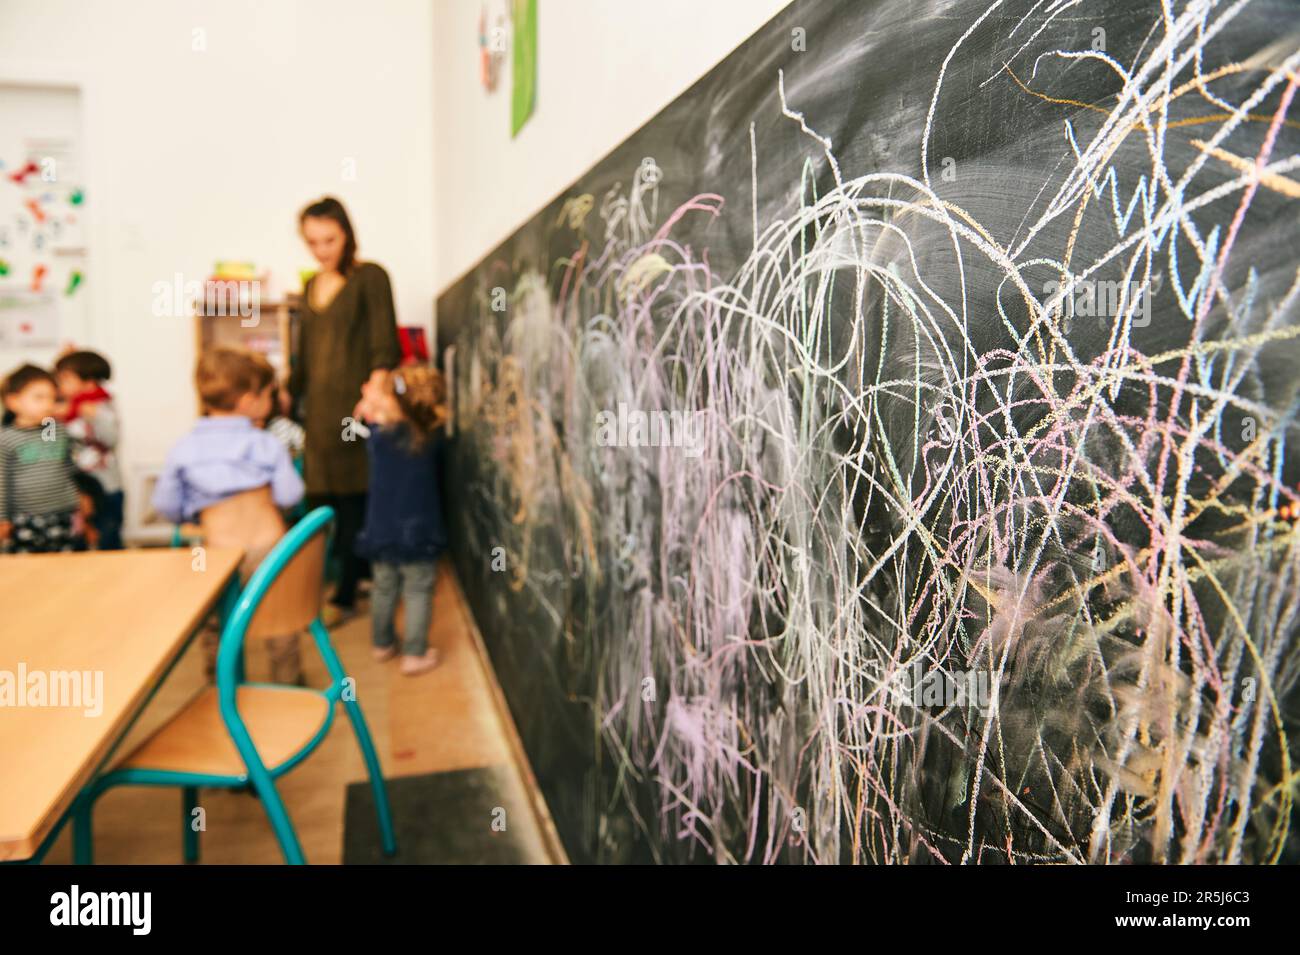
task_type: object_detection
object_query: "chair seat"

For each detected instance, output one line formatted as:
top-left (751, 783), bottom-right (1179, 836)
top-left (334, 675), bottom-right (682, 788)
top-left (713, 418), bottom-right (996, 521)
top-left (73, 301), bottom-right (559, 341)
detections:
top-left (117, 686), bottom-right (333, 780)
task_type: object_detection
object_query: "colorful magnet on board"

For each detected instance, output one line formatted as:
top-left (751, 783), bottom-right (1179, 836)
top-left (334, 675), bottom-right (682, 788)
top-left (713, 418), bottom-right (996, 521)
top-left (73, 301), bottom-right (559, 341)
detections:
top-left (69, 188), bottom-right (84, 206)
top-left (25, 199), bottom-right (46, 223)
top-left (31, 263), bottom-right (47, 292)
top-left (65, 270), bottom-right (83, 296)
top-left (0, 259), bottom-right (9, 276)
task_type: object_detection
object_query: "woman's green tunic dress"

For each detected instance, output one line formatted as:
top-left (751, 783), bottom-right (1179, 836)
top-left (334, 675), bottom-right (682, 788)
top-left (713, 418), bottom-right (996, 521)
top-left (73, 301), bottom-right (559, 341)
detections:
top-left (288, 262), bottom-right (402, 496)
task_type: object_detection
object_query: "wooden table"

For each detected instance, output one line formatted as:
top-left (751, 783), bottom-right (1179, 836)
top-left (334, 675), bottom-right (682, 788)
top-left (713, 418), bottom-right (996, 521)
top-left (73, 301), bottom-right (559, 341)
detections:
top-left (0, 547), bottom-right (243, 861)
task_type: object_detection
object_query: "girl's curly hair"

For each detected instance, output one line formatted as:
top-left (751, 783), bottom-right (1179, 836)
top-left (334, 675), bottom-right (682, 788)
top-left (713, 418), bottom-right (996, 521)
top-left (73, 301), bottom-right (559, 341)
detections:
top-left (391, 365), bottom-right (449, 450)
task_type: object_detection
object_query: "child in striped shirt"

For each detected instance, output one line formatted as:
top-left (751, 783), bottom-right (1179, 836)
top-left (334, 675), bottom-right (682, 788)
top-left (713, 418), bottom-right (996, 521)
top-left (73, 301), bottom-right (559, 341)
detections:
top-left (0, 364), bottom-right (85, 553)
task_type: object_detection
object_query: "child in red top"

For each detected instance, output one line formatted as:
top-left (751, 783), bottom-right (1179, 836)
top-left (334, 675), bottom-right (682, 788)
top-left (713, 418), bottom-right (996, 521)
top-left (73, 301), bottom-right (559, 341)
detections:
top-left (55, 349), bottom-right (125, 550)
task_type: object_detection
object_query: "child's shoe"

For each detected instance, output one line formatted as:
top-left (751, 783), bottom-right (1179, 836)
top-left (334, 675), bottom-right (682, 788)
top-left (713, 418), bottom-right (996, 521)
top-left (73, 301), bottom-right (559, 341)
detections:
top-left (321, 603), bottom-right (357, 628)
top-left (400, 648), bottom-right (440, 676)
top-left (372, 644), bottom-right (398, 662)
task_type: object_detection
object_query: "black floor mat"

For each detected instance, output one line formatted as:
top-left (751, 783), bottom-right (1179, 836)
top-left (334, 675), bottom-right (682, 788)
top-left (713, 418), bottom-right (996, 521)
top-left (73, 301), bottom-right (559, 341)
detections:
top-left (342, 766), bottom-right (537, 864)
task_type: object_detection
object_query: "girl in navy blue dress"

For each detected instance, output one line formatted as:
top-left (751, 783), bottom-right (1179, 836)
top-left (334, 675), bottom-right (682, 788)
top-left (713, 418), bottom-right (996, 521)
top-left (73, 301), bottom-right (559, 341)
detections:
top-left (355, 366), bottom-right (449, 676)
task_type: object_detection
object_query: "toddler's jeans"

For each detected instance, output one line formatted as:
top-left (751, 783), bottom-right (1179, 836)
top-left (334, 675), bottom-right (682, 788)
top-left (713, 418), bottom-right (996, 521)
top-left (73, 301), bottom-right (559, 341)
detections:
top-left (371, 560), bottom-right (437, 656)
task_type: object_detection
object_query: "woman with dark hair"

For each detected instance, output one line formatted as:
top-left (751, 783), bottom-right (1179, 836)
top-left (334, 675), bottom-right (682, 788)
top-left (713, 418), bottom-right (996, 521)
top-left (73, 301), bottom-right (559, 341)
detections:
top-left (289, 196), bottom-right (401, 617)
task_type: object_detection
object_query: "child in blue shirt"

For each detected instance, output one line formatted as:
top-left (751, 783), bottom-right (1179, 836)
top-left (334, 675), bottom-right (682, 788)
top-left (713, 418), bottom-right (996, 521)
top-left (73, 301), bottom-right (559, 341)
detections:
top-left (355, 365), bottom-right (448, 676)
top-left (152, 357), bottom-right (304, 523)
top-left (153, 346), bottom-right (306, 683)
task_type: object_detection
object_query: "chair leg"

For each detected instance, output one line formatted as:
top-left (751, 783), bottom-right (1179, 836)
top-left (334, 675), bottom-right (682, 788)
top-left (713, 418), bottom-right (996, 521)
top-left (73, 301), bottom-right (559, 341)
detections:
top-left (343, 695), bottom-right (398, 856)
top-left (72, 797), bottom-right (92, 865)
top-left (248, 770), bottom-right (306, 864)
top-left (72, 779), bottom-right (108, 865)
top-left (310, 619), bottom-right (397, 855)
top-left (182, 786), bottom-right (200, 863)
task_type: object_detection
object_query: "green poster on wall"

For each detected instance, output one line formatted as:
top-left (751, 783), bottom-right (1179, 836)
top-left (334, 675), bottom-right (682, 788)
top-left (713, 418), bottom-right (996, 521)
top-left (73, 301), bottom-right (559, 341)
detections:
top-left (511, 0), bottom-right (537, 137)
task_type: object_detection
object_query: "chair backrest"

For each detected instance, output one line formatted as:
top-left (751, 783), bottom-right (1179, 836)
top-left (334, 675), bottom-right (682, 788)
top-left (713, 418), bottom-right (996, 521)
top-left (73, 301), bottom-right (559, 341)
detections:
top-left (215, 506), bottom-right (334, 693)
top-left (245, 529), bottom-right (327, 639)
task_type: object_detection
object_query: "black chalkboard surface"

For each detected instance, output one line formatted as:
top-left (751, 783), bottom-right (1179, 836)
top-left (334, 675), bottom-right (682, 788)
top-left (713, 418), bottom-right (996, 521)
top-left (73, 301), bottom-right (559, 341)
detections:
top-left (437, 0), bottom-right (1300, 864)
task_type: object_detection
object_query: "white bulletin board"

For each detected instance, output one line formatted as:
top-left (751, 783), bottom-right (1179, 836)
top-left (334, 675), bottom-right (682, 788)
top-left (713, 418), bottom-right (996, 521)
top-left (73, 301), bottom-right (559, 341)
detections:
top-left (0, 82), bottom-right (88, 364)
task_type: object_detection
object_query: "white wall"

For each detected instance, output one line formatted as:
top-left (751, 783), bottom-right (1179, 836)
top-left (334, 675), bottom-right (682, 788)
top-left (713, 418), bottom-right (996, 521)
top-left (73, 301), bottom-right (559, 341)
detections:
top-left (0, 0), bottom-right (436, 534)
top-left (431, 0), bottom-right (791, 293)
top-left (0, 0), bottom-right (790, 535)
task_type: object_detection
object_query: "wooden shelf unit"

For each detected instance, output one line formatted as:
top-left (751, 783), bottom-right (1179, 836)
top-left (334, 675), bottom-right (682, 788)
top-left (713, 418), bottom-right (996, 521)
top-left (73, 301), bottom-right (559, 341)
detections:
top-left (193, 292), bottom-right (300, 411)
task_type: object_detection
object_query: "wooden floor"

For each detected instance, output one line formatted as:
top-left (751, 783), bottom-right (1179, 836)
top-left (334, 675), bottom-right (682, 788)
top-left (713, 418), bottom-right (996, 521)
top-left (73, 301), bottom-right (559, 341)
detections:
top-left (41, 559), bottom-right (560, 865)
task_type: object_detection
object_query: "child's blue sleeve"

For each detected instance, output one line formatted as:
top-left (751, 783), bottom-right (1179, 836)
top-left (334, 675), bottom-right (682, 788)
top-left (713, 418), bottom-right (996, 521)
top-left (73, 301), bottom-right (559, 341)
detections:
top-left (151, 450), bottom-right (186, 524)
top-left (270, 442), bottom-right (305, 511)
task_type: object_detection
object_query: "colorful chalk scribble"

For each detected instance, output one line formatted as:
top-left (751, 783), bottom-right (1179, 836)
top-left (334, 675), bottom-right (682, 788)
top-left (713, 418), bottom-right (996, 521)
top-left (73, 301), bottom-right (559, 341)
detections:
top-left (440, 0), bottom-right (1300, 864)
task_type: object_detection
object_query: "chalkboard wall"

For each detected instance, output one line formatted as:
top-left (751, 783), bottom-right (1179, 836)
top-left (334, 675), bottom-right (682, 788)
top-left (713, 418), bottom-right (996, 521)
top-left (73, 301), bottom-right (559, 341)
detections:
top-left (437, 0), bottom-right (1300, 864)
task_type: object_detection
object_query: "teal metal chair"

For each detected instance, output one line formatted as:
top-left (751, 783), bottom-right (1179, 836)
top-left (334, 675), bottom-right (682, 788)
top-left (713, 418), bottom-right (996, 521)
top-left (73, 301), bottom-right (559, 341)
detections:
top-left (72, 506), bottom-right (396, 865)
